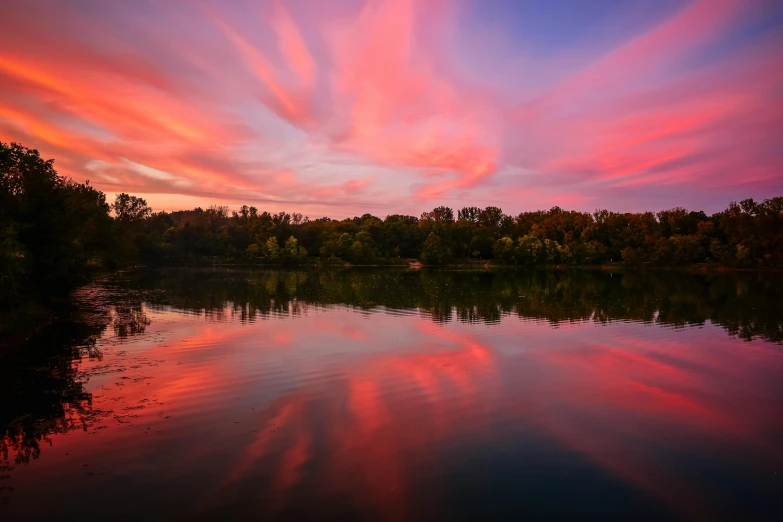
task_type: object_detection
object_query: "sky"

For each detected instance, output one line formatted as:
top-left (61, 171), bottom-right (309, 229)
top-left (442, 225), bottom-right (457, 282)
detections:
top-left (1, 0), bottom-right (782, 218)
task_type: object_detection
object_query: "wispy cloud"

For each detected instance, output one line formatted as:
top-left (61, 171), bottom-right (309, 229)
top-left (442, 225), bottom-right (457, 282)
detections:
top-left (0, 0), bottom-right (780, 216)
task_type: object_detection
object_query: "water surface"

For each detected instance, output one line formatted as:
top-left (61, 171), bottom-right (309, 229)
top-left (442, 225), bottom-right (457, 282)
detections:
top-left (2, 269), bottom-right (782, 521)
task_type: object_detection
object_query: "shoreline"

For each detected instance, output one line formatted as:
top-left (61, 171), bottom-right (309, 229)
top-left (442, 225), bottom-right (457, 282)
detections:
top-left (126, 261), bottom-right (783, 273)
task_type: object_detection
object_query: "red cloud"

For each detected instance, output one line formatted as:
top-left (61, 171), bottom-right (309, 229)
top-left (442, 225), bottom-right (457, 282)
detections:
top-left (0, 0), bottom-right (780, 214)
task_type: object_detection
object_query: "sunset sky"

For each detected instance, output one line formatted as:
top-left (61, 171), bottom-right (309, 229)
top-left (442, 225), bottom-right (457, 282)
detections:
top-left (1, 0), bottom-right (781, 217)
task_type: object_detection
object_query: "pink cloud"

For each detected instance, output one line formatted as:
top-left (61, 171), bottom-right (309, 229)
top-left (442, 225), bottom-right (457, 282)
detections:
top-left (325, 0), bottom-right (500, 199)
top-left (0, 0), bottom-right (780, 215)
top-left (211, 17), bottom-right (311, 124)
top-left (271, 3), bottom-right (316, 86)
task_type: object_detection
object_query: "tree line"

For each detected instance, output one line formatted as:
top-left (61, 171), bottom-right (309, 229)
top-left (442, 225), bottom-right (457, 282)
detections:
top-left (3, 141), bottom-right (783, 305)
top-left (98, 188), bottom-right (783, 271)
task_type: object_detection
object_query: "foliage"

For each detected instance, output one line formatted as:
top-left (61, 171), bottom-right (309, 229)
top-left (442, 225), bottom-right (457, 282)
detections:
top-left (421, 232), bottom-right (453, 265)
top-left (1, 141), bottom-right (115, 304)
top-left (136, 196), bottom-right (781, 268)
top-left (112, 193), bottom-right (152, 222)
top-left (2, 140), bottom-right (783, 318)
top-left (493, 237), bottom-right (516, 264)
top-left (282, 236), bottom-right (308, 265)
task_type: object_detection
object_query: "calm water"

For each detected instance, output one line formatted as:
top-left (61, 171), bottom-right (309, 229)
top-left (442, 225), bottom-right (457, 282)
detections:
top-left (2, 268), bottom-right (782, 521)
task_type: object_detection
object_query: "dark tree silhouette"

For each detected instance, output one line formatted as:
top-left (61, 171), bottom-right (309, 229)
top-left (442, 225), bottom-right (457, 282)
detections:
top-left (2, 139), bottom-right (782, 335)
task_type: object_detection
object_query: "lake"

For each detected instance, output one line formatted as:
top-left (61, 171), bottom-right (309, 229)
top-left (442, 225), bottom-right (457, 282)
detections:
top-left (1, 268), bottom-right (782, 521)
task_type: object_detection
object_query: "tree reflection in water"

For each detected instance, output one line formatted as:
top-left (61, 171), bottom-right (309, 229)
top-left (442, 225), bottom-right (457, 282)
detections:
top-left (1, 285), bottom-right (150, 469)
top-left (113, 268), bottom-right (782, 343)
top-left (0, 267), bottom-right (780, 513)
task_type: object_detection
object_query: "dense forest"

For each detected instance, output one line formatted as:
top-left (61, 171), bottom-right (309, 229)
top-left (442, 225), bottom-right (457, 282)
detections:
top-left (2, 141), bottom-right (783, 306)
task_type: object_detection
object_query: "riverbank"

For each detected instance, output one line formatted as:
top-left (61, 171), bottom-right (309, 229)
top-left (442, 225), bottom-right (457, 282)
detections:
top-left (136, 257), bottom-right (782, 272)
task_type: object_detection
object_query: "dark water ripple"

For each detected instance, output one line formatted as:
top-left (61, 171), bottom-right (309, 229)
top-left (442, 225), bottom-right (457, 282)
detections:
top-left (1, 268), bottom-right (782, 521)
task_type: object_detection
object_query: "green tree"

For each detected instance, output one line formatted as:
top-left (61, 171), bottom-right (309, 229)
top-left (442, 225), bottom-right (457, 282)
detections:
top-left (264, 237), bottom-right (280, 260)
top-left (493, 237), bottom-right (516, 264)
top-left (246, 243), bottom-right (261, 258)
top-left (1, 142), bottom-right (115, 302)
top-left (478, 206), bottom-right (504, 229)
top-left (112, 193), bottom-right (151, 222)
top-left (282, 236), bottom-right (307, 265)
top-left (668, 235), bottom-right (704, 265)
top-left (345, 231), bottom-right (379, 263)
top-left (421, 232), bottom-right (453, 265)
top-left (516, 235), bottom-right (543, 265)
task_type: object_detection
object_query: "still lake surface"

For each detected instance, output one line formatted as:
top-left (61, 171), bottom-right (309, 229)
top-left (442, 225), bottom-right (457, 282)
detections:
top-left (1, 268), bottom-right (782, 521)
